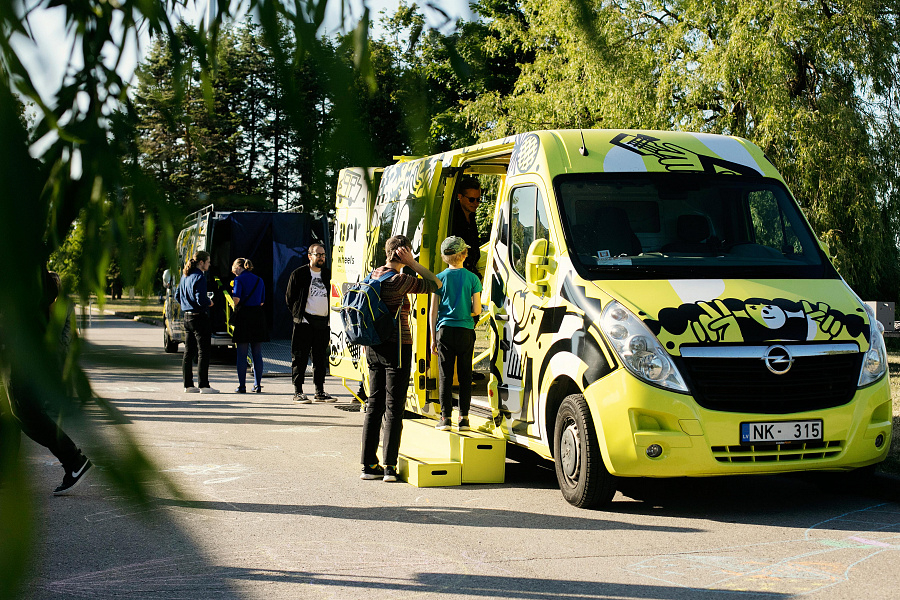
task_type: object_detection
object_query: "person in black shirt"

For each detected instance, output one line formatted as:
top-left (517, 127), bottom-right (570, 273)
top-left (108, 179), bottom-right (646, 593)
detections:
top-left (450, 176), bottom-right (483, 278)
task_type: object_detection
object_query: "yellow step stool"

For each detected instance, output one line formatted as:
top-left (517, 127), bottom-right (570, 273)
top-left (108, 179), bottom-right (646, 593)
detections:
top-left (396, 418), bottom-right (506, 486)
top-left (397, 455), bottom-right (461, 487)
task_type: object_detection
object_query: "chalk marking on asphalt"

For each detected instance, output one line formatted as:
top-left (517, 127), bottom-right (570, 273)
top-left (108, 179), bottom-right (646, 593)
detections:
top-left (624, 502), bottom-right (900, 596)
top-left (268, 425), bottom-right (336, 433)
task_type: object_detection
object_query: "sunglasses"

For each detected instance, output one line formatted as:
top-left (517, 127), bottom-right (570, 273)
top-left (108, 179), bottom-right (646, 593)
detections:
top-left (461, 194), bottom-right (481, 203)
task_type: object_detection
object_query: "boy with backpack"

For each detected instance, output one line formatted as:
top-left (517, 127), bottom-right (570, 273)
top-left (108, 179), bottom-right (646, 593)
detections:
top-left (429, 236), bottom-right (482, 431)
top-left (358, 235), bottom-right (441, 482)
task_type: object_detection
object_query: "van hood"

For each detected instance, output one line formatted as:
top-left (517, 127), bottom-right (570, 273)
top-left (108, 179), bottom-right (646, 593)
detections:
top-left (595, 279), bottom-right (871, 354)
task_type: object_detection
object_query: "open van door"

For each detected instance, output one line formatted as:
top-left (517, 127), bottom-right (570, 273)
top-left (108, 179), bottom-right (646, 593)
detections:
top-left (329, 168), bottom-right (379, 381)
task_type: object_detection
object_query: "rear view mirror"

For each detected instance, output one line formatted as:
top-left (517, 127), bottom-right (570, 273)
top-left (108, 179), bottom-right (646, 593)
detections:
top-left (525, 238), bottom-right (556, 295)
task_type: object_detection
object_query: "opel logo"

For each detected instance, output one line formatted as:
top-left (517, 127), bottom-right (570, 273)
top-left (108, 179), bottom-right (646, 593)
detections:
top-left (763, 345), bottom-right (794, 375)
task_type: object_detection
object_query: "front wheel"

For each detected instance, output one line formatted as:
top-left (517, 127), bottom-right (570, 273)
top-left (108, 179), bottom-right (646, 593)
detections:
top-left (553, 393), bottom-right (616, 508)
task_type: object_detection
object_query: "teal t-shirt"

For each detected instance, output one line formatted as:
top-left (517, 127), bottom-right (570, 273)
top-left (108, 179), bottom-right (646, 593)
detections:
top-left (436, 267), bottom-right (482, 330)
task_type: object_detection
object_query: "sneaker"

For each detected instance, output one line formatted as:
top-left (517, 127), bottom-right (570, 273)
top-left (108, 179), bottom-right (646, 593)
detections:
top-left (294, 393), bottom-right (311, 404)
top-left (314, 390), bottom-right (335, 402)
top-left (184, 386), bottom-right (200, 393)
top-left (235, 386), bottom-right (247, 394)
top-left (252, 384), bottom-right (263, 393)
top-left (436, 418), bottom-right (451, 431)
top-left (458, 417), bottom-right (470, 431)
top-left (360, 464), bottom-right (384, 480)
top-left (53, 455), bottom-right (92, 496)
top-left (199, 387), bottom-right (219, 394)
top-left (383, 465), bottom-right (398, 483)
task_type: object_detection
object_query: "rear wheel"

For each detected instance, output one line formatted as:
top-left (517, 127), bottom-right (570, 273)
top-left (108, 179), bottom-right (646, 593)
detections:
top-left (164, 328), bottom-right (179, 353)
top-left (553, 393), bottom-right (616, 508)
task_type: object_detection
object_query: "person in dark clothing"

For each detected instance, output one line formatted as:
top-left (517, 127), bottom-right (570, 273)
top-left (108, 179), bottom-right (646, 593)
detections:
top-left (359, 235), bottom-right (441, 483)
top-left (1, 268), bottom-right (92, 495)
top-left (231, 258), bottom-right (268, 394)
top-left (175, 250), bottom-right (218, 394)
top-left (450, 176), bottom-right (483, 277)
top-left (286, 243), bottom-right (332, 403)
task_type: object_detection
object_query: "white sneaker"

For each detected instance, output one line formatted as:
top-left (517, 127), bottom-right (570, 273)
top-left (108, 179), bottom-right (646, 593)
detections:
top-left (199, 387), bottom-right (219, 394)
top-left (184, 387), bottom-right (200, 393)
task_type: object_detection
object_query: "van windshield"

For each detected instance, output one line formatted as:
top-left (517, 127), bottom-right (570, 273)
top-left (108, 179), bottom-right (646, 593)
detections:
top-left (555, 174), bottom-right (836, 280)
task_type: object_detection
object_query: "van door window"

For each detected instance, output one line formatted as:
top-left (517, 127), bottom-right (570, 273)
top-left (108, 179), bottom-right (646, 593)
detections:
top-left (510, 185), bottom-right (547, 279)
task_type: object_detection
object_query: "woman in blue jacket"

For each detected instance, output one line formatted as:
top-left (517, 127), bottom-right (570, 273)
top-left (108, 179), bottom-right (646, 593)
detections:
top-left (231, 258), bottom-right (268, 393)
top-left (175, 251), bottom-right (217, 393)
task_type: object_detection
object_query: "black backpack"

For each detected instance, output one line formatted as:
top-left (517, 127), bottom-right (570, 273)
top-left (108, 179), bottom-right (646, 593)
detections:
top-left (340, 270), bottom-right (399, 346)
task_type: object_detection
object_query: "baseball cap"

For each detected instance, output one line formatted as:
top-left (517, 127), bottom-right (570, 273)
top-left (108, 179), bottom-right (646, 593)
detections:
top-left (441, 236), bottom-right (470, 255)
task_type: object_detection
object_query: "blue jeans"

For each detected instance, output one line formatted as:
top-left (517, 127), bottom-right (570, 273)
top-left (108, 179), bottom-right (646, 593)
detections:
top-left (361, 341), bottom-right (411, 467)
top-left (236, 343), bottom-right (263, 388)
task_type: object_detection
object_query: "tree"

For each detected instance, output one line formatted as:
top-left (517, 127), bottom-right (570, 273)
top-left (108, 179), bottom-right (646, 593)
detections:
top-left (463, 0), bottom-right (900, 300)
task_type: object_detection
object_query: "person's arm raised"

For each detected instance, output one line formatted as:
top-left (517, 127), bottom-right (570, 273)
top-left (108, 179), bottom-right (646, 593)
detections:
top-left (395, 247), bottom-right (441, 289)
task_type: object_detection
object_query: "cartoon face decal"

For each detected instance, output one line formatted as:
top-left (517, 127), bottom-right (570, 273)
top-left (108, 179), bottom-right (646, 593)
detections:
top-left (746, 302), bottom-right (787, 329)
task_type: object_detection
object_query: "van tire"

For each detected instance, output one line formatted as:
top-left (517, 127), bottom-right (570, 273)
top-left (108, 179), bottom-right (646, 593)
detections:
top-left (164, 328), bottom-right (179, 353)
top-left (553, 394), bottom-right (616, 508)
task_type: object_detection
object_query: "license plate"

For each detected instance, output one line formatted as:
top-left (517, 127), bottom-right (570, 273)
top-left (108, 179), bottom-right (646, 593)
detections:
top-left (740, 420), bottom-right (823, 444)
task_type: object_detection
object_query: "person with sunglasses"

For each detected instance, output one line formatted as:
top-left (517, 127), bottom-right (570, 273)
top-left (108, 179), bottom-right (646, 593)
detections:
top-left (286, 243), bottom-right (333, 403)
top-left (451, 176), bottom-right (483, 277)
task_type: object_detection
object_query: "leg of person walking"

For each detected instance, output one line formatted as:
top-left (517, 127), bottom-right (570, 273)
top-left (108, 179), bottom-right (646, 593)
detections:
top-left (381, 343), bottom-right (412, 481)
top-left (195, 313), bottom-right (213, 391)
top-left (250, 343), bottom-right (264, 391)
top-left (4, 372), bottom-right (90, 494)
top-left (182, 315), bottom-right (198, 391)
top-left (290, 323), bottom-right (312, 402)
top-left (311, 326), bottom-right (332, 401)
top-left (360, 347), bottom-right (388, 479)
top-left (235, 342), bottom-right (249, 392)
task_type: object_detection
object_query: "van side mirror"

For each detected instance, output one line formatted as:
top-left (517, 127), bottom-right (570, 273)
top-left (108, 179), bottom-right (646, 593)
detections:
top-left (525, 238), bottom-right (556, 295)
top-left (162, 269), bottom-right (172, 288)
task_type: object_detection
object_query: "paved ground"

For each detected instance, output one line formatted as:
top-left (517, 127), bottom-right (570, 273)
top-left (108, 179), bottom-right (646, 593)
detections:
top-left (13, 315), bottom-right (900, 599)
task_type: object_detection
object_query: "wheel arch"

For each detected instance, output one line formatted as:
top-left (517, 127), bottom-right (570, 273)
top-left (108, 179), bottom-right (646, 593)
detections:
top-left (544, 375), bottom-right (581, 459)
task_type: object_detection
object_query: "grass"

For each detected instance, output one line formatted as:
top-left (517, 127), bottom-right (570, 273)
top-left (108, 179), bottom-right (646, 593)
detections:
top-left (76, 295), bottom-right (165, 319)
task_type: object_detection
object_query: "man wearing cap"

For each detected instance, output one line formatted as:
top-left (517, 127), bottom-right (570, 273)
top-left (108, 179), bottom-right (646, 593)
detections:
top-left (450, 176), bottom-right (483, 277)
top-left (429, 235), bottom-right (483, 431)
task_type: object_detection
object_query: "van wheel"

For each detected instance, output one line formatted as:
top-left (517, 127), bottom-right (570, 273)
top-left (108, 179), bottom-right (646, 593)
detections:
top-left (164, 329), bottom-right (179, 353)
top-left (553, 393), bottom-right (616, 508)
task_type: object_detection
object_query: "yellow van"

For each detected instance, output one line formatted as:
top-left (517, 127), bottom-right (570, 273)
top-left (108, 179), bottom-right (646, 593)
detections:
top-left (329, 129), bottom-right (891, 508)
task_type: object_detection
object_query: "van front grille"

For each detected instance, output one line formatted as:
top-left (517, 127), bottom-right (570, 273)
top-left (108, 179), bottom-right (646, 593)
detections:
top-left (679, 345), bottom-right (862, 414)
top-left (711, 440), bottom-right (844, 463)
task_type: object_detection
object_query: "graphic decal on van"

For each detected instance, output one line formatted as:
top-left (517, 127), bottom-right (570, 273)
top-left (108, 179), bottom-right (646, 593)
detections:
top-left (509, 133), bottom-right (541, 176)
top-left (611, 133), bottom-right (761, 176)
top-left (645, 298), bottom-right (869, 346)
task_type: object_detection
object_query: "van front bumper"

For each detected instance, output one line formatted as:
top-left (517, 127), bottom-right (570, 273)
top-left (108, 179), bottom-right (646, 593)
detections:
top-left (585, 369), bottom-right (892, 477)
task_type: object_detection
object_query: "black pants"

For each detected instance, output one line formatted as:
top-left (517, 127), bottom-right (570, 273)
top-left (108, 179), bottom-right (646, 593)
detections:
top-left (436, 326), bottom-right (476, 419)
top-left (361, 341), bottom-right (411, 467)
top-left (1, 368), bottom-right (81, 472)
top-left (183, 311), bottom-right (211, 388)
top-left (291, 322), bottom-right (329, 393)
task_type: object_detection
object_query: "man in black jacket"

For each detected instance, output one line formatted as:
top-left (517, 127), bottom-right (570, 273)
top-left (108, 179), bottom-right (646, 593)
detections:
top-left (285, 243), bottom-right (333, 403)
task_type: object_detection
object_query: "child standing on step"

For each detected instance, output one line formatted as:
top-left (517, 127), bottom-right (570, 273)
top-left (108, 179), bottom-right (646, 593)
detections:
top-left (429, 236), bottom-right (482, 431)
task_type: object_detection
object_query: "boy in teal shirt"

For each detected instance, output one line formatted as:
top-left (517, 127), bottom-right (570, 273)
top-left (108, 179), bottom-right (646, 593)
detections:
top-left (429, 236), bottom-right (483, 430)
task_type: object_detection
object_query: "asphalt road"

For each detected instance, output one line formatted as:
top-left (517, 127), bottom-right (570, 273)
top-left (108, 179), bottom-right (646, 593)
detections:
top-left (15, 315), bottom-right (900, 600)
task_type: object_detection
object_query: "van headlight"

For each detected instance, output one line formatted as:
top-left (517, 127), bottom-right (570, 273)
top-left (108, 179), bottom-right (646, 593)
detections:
top-left (600, 300), bottom-right (689, 393)
top-left (858, 308), bottom-right (887, 387)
